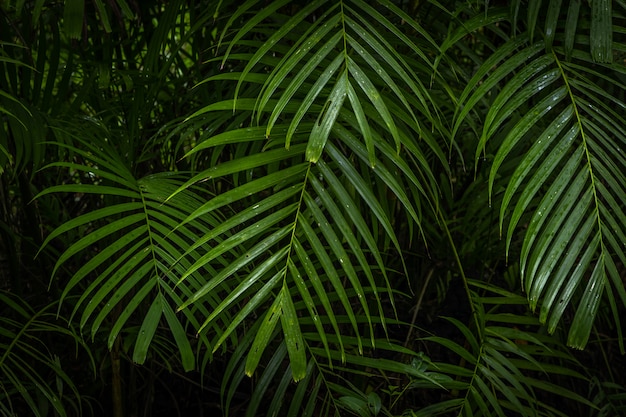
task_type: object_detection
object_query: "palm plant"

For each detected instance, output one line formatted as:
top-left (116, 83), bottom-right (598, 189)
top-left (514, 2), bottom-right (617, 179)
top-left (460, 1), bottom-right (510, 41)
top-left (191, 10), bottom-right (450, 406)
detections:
top-left (0, 291), bottom-right (88, 417)
top-left (2, 0), bottom-right (626, 416)
top-left (452, 0), bottom-right (626, 350)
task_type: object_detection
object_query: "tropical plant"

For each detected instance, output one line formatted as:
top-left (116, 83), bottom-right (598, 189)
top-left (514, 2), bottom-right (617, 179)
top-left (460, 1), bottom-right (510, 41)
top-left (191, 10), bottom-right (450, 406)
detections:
top-left (0, 291), bottom-right (88, 417)
top-left (1, 0), bottom-right (625, 416)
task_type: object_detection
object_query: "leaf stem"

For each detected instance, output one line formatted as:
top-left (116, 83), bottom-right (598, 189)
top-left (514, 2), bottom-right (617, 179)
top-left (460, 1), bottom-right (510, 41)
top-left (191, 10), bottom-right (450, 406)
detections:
top-left (437, 209), bottom-right (482, 342)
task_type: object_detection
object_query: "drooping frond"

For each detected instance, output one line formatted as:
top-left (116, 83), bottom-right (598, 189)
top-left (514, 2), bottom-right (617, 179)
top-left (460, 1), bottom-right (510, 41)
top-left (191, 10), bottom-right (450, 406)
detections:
top-left (0, 291), bottom-right (87, 417)
top-left (37, 137), bottom-right (214, 371)
top-left (174, 0), bottom-right (449, 390)
top-left (416, 282), bottom-right (594, 417)
top-left (454, 4), bottom-right (626, 350)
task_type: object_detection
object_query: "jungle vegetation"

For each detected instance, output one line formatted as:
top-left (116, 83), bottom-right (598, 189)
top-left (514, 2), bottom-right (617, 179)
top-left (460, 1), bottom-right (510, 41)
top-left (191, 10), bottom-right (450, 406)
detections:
top-left (1, 0), bottom-right (626, 416)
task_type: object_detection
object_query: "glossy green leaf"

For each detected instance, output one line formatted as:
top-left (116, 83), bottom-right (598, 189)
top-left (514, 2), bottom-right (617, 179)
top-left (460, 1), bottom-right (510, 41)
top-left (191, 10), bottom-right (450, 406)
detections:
top-left (564, 0), bottom-right (581, 60)
top-left (132, 296), bottom-right (163, 364)
top-left (263, 18), bottom-right (343, 133)
top-left (211, 269), bottom-right (284, 351)
top-left (280, 282), bottom-right (307, 381)
top-left (245, 290), bottom-right (283, 377)
top-left (544, 0), bottom-right (562, 51)
top-left (590, 0), bottom-right (612, 63)
top-left (306, 71), bottom-right (348, 163)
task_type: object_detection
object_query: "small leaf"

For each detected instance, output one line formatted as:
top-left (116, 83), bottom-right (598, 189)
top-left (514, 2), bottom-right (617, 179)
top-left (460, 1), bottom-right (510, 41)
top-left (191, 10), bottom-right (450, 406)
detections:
top-left (245, 292), bottom-right (283, 377)
top-left (567, 258), bottom-right (606, 348)
top-left (544, 0), bottom-right (562, 51)
top-left (132, 296), bottom-right (163, 365)
top-left (306, 70), bottom-right (348, 163)
top-left (564, 0), bottom-right (581, 61)
top-left (162, 297), bottom-right (195, 371)
top-left (590, 0), bottom-right (612, 63)
top-left (280, 283), bottom-right (307, 382)
top-left (63, 0), bottom-right (85, 39)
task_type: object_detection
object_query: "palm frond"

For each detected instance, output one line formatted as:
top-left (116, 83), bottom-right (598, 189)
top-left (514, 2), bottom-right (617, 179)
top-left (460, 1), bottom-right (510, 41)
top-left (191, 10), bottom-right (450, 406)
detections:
top-left (412, 281), bottom-right (594, 417)
top-left (454, 7), bottom-right (626, 349)
top-left (0, 291), bottom-right (88, 417)
top-left (6, 0), bottom-right (625, 415)
top-left (37, 138), bottom-right (212, 371)
top-left (588, 377), bottom-right (626, 417)
top-left (220, 311), bottom-right (441, 417)
top-left (173, 0), bottom-right (448, 388)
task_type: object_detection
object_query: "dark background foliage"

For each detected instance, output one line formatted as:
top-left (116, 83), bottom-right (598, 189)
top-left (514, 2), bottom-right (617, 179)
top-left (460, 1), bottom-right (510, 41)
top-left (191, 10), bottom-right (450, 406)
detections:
top-left (1, 1), bottom-right (625, 416)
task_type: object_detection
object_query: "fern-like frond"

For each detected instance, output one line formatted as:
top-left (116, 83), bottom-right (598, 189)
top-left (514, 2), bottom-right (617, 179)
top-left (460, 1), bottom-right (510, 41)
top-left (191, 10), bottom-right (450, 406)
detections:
top-left (0, 291), bottom-right (88, 417)
top-left (37, 139), bottom-right (214, 371)
top-left (455, 8), bottom-right (626, 349)
top-left (412, 282), bottom-right (594, 417)
top-left (174, 0), bottom-right (448, 387)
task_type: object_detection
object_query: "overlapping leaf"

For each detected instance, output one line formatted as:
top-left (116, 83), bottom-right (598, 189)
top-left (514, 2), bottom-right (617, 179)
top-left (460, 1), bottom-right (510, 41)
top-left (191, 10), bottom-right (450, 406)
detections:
top-left (219, 313), bottom-right (440, 417)
top-left (172, 122), bottom-right (408, 381)
top-left (0, 291), bottom-right (87, 417)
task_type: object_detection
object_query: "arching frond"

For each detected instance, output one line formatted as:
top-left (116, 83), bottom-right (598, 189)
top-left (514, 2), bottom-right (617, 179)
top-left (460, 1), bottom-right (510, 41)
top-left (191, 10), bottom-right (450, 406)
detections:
top-left (0, 291), bottom-right (88, 417)
top-left (455, 8), bottom-right (626, 350)
top-left (414, 282), bottom-right (594, 417)
top-left (37, 138), bottom-right (213, 371)
top-left (175, 0), bottom-right (448, 388)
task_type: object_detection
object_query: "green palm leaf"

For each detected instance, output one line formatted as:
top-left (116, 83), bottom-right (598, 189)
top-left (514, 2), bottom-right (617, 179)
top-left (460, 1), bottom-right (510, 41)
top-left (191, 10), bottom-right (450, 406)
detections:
top-left (417, 282), bottom-right (594, 417)
top-left (37, 140), bottom-right (215, 371)
top-left (456, 14), bottom-right (626, 349)
top-left (174, 0), bottom-right (447, 391)
top-left (0, 291), bottom-right (88, 417)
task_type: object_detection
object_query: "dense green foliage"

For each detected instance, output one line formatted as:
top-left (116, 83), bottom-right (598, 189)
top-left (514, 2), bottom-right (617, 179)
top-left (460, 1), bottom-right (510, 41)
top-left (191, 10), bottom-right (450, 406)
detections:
top-left (1, 0), bottom-right (626, 416)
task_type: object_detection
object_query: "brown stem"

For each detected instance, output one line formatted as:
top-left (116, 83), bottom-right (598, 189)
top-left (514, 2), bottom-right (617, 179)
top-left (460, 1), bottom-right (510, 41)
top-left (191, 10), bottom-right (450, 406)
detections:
top-left (111, 333), bottom-right (124, 417)
top-left (404, 268), bottom-right (434, 347)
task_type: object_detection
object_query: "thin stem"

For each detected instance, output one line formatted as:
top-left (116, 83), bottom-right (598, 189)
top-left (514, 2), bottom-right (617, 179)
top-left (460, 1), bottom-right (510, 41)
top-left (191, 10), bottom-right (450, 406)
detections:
top-left (437, 209), bottom-right (481, 341)
top-left (404, 268), bottom-right (434, 347)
